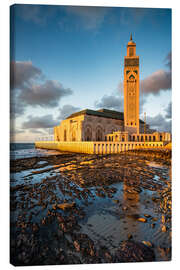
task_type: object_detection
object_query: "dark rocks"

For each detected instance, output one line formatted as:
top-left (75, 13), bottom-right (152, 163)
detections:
top-left (137, 217), bottom-right (147, 223)
top-left (73, 240), bottom-right (81, 252)
top-left (128, 233), bottom-right (133, 240)
top-left (114, 241), bottom-right (155, 262)
top-left (10, 151), bottom-right (171, 265)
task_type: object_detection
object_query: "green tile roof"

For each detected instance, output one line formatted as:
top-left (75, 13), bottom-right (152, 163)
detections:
top-left (66, 108), bottom-right (124, 120)
top-left (66, 108), bottom-right (144, 123)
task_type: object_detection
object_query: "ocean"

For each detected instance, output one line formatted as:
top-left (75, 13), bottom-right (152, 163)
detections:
top-left (10, 143), bottom-right (60, 160)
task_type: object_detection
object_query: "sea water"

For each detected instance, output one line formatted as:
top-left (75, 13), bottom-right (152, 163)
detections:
top-left (10, 143), bottom-right (61, 160)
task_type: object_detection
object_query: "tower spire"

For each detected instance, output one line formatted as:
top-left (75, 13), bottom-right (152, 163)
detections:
top-left (130, 33), bottom-right (132, 41)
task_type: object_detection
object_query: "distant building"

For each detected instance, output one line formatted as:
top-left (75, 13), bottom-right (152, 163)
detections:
top-left (54, 35), bottom-right (171, 143)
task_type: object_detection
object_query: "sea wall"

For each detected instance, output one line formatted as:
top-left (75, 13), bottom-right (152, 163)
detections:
top-left (35, 141), bottom-right (164, 154)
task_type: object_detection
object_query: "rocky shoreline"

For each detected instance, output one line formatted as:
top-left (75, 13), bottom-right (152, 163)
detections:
top-left (10, 150), bottom-right (172, 265)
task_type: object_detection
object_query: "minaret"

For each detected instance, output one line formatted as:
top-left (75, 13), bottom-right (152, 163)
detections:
top-left (124, 34), bottom-right (139, 135)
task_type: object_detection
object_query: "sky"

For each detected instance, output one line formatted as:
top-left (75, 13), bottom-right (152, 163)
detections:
top-left (10, 4), bottom-right (172, 142)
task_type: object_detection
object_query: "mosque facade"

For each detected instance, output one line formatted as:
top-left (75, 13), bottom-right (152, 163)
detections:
top-left (54, 35), bottom-right (171, 143)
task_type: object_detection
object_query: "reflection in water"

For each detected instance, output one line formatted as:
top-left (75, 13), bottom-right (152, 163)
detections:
top-left (122, 167), bottom-right (140, 238)
top-left (11, 154), bottom-right (171, 263)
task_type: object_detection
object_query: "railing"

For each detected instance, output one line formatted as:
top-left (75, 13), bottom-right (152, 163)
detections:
top-left (36, 135), bottom-right (54, 141)
top-left (35, 141), bottom-right (164, 154)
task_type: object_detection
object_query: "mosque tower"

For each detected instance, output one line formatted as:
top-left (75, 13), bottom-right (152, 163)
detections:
top-left (124, 34), bottom-right (139, 134)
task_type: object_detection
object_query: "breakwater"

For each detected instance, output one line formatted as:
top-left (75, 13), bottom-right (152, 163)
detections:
top-left (35, 141), bottom-right (164, 154)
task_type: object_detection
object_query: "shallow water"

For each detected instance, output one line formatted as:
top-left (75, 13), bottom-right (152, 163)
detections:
top-left (10, 154), bottom-right (171, 264)
top-left (10, 142), bottom-right (62, 160)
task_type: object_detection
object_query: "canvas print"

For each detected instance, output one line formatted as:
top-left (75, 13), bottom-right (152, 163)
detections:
top-left (10, 4), bottom-right (172, 266)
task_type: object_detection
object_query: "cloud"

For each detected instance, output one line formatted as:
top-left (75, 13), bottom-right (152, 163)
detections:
top-left (22, 114), bottom-right (59, 129)
top-left (58, 104), bottom-right (81, 120)
top-left (95, 91), bottom-right (147, 115)
top-left (65, 6), bottom-right (108, 30)
top-left (140, 52), bottom-right (171, 95)
top-left (14, 5), bottom-right (108, 31)
top-left (10, 61), bottom-right (73, 118)
top-left (16, 5), bottom-right (43, 24)
top-left (164, 102), bottom-right (172, 119)
top-left (10, 61), bottom-right (42, 90)
top-left (10, 128), bottom-right (24, 135)
top-left (146, 114), bottom-right (171, 132)
top-left (14, 4), bottom-right (57, 25)
top-left (165, 51), bottom-right (172, 71)
top-left (10, 98), bottom-right (26, 118)
top-left (28, 128), bottom-right (47, 134)
top-left (140, 70), bottom-right (171, 95)
top-left (18, 80), bottom-right (72, 108)
top-left (95, 95), bottom-right (124, 111)
top-left (10, 127), bottom-right (25, 142)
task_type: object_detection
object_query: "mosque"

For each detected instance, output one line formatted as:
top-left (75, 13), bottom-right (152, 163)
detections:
top-left (54, 35), bottom-right (171, 143)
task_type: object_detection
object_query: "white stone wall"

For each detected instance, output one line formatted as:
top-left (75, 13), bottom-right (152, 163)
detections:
top-left (54, 114), bottom-right (124, 142)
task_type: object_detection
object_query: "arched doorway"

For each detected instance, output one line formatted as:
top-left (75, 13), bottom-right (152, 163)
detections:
top-left (84, 126), bottom-right (92, 141)
top-left (96, 126), bottom-right (103, 141)
top-left (72, 129), bottom-right (76, 141)
top-left (64, 129), bottom-right (67, 141)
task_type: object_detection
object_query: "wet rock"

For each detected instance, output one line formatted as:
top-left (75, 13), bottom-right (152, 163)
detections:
top-left (95, 190), bottom-right (106, 198)
top-left (137, 217), bottom-right (147, 223)
top-left (114, 240), bottom-right (155, 262)
top-left (73, 240), bottom-right (81, 252)
top-left (105, 251), bottom-right (112, 262)
top-left (152, 197), bottom-right (160, 202)
top-left (161, 215), bottom-right (166, 224)
top-left (113, 199), bottom-right (119, 204)
top-left (41, 217), bottom-right (46, 225)
top-left (56, 202), bottom-right (76, 210)
top-left (59, 223), bottom-right (68, 233)
top-left (144, 214), bottom-right (151, 218)
top-left (162, 225), bottom-right (167, 232)
top-left (142, 241), bottom-right (153, 247)
top-left (128, 233), bottom-right (133, 240)
top-left (32, 223), bottom-right (39, 232)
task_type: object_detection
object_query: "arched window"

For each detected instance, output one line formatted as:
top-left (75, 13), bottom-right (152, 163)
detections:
top-left (96, 126), bottom-right (103, 141)
top-left (64, 129), bottom-right (67, 141)
top-left (129, 74), bottom-right (135, 80)
top-left (129, 48), bottom-right (134, 57)
top-left (85, 126), bottom-right (92, 141)
top-left (141, 136), bottom-right (143, 142)
top-left (72, 129), bottom-right (76, 141)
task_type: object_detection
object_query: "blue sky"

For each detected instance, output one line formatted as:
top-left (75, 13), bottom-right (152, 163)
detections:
top-left (10, 4), bottom-right (172, 142)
